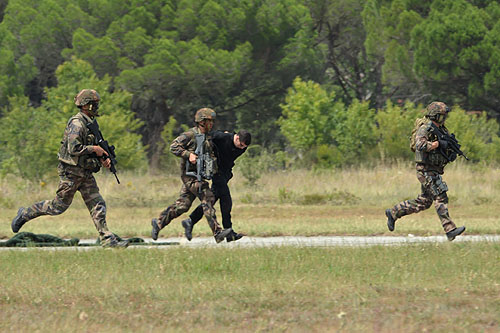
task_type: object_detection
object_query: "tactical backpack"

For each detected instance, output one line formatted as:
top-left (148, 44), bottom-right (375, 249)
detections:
top-left (410, 117), bottom-right (428, 152)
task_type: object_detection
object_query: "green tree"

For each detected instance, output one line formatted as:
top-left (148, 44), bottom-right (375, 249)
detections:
top-left (333, 100), bottom-right (377, 163)
top-left (0, 57), bottom-right (146, 181)
top-left (278, 77), bottom-right (340, 150)
top-left (445, 107), bottom-right (500, 163)
top-left (374, 100), bottom-right (421, 160)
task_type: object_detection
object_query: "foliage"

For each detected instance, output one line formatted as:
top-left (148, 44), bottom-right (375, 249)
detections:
top-left (1, 0), bottom-right (500, 170)
top-left (0, 58), bottom-right (146, 181)
top-left (445, 107), bottom-right (500, 163)
top-left (159, 115), bottom-right (179, 172)
top-left (278, 77), bottom-right (340, 150)
top-left (375, 100), bottom-right (422, 160)
top-left (279, 78), bottom-right (378, 167)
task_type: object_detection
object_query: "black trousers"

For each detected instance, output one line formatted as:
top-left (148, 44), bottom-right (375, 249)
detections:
top-left (189, 176), bottom-right (233, 229)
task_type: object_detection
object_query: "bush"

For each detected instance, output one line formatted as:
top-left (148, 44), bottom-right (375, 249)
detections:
top-left (0, 58), bottom-right (146, 181)
top-left (374, 100), bottom-right (422, 161)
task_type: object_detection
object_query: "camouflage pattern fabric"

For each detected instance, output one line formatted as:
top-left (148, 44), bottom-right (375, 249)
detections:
top-left (0, 232), bottom-right (79, 247)
top-left (414, 121), bottom-right (449, 174)
top-left (156, 175), bottom-right (221, 235)
top-left (58, 111), bottom-right (100, 172)
top-left (74, 89), bottom-right (100, 107)
top-left (170, 127), bottom-right (218, 177)
top-left (20, 163), bottom-right (115, 241)
top-left (389, 170), bottom-right (456, 233)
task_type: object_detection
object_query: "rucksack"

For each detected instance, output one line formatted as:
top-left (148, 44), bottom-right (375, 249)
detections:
top-left (410, 117), bottom-right (428, 152)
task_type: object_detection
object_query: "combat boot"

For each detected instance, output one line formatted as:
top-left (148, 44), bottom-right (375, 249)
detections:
top-left (385, 209), bottom-right (396, 232)
top-left (151, 218), bottom-right (160, 241)
top-left (181, 218), bottom-right (193, 241)
top-left (214, 228), bottom-right (233, 243)
top-left (226, 230), bottom-right (245, 243)
top-left (11, 208), bottom-right (28, 233)
top-left (446, 226), bottom-right (466, 241)
top-left (101, 234), bottom-right (129, 248)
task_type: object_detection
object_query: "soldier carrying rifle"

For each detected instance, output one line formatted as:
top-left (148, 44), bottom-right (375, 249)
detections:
top-left (150, 108), bottom-right (233, 243)
top-left (11, 89), bottom-right (129, 247)
top-left (385, 101), bottom-right (466, 241)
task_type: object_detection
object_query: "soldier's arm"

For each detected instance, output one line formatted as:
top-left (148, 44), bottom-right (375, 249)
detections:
top-left (170, 132), bottom-right (193, 159)
top-left (415, 126), bottom-right (437, 152)
top-left (66, 119), bottom-right (94, 156)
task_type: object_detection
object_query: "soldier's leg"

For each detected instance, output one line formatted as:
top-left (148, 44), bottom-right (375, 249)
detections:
top-left (389, 171), bottom-right (433, 221)
top-left (12, 169), bottom-right (81, 233)
top-left (197, 181), bottom-right (223, 235)
top-left (429, 175), bottom-right (457, 233)
top-left (190, 182), bottom-right (221, 227)
top-left (79, 175), bottom-right (112, 240)
top-left (157, 183), bottom-right (196, 230)
top-left (197, 182), bottom-right (232, 243)
top-left (25, 174), bottom-right (80, 221)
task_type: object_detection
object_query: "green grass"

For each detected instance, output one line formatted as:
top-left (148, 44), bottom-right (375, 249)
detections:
top-left (1, 243), bottom-right (499, 332)
top-left (1, 164), bottom-right (499, 331)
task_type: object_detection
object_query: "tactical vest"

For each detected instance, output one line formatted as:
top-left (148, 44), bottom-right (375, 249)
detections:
top-left (414, 122), bottom-right (448, 167)
top-left (58, 112), bottom-right (100, 171)
top-left (179, 128), bottom-right (217, 178)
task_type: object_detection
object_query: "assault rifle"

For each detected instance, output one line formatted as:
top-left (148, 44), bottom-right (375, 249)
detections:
top-left (87, 120), bottom-right (120, 184)
top-left (430, 122), bottom-right (469, 162)
top-left (185, 133), bottom-right (214, 193)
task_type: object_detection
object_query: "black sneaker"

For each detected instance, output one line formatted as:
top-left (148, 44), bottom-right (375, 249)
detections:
top-left (385, 209), bottom-right (396, 232)
top-left (214, 228), bottom-right (233, 243)
top-left (151, 218), bottom-right (160, 241)
top-left (181, 218), bottom-right (193, 241)
top-left (11, 208), bottom-right (28, 233)
top-left (446, 226), bottom-right (466, 241)
top-left (226, 230), bottom-right (245, 243)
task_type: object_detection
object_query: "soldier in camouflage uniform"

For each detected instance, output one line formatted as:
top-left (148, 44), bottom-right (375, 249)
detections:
top-left (150, 108), bottom-right (233, 243)
top-left (385, 102), bottom-right (466, 241)
top-left (11, 89), bottom-right (128, 248)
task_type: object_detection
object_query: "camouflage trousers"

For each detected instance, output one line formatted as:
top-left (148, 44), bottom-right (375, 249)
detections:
top-left (21, 164), bottom-right (113, 240)
top-left (156, 176), bottom-right (222, 235)
top-left (390, 170), bottom-right (456, 233)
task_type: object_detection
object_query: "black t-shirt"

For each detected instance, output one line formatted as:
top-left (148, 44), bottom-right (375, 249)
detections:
top-left (211, 131), bottom-right (246, 180)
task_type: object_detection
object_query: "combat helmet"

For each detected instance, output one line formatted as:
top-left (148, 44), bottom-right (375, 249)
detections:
top-left (74, 89), bottom-right (100, 107)
top-left (425, 101), bottom-right (450, 124)
top-left (195, 108), bottom-right (216, 123)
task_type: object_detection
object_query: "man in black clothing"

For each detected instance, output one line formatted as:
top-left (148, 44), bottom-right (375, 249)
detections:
top-left (182, 130), bottom-right (251, 242)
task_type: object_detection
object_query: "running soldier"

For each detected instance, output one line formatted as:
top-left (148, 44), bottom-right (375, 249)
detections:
top-left (385, 101), bottom-right (466, 241)
top-left (11, 89), bottom-right (129, 247)
top-left (150, 108), bottom-right (232, 242)
top-left (181, 130), bottom-right (251, 242)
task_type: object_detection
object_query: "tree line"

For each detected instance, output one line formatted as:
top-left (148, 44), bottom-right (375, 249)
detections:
top-left (1, 0), bottom-right (500, 181)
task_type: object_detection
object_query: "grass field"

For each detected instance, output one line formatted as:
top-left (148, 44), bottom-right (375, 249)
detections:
top-left (0, 164), bottom-right (499, 332)
top-left (1, 244), bottom-right (499, 332)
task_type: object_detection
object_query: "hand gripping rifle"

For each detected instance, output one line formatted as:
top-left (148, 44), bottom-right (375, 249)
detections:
top-left (430, 122), bottom-right (469, 162)
top-left (185, 133), bottom-right (214, 193)
top-left (87, 120), bottom-right (120, 184)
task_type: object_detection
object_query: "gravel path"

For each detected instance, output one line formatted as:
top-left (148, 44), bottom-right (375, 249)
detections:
top-left (2, 234), bottom-right (499, 251)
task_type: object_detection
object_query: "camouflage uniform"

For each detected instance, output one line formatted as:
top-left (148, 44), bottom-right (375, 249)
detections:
top-left (12, 90), bottom-right (125, 247)
top-left (154, 126), bottom-right (224, 235)
top-left (388, 102), bottom-right (458, 234)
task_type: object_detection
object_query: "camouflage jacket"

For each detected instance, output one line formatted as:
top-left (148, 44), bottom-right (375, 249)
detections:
top-left (170, 126), bottom-right (217, 177)
top-left (58, 112), bottom-right (100, 174)
top-left (415, 120), bottom-right (450, 174)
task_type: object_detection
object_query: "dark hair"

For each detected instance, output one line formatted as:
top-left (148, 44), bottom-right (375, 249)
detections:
top-left (237, 130), bottom-right (251, 146)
